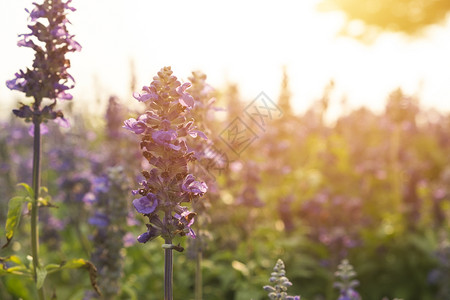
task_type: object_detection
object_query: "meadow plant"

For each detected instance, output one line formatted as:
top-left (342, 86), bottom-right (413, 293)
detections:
top-left (2, 1), bottom-right (99, 299)
top-left (85, 166), bottom-right (130, 299)
top-left (428, 232), bottom-right (450, 300)
top-left (185, 71), bottom-right (218, 300)
top-left (124, 66), bottom-right (208, 300)
top-left (263, 259), bottom-right (301, 300)
top-left (333, 259), bottom-right (361, 300)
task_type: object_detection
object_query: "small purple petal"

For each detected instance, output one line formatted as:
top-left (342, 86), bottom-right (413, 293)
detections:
top-left (54, 117), bottom-right (70, 128)
top-left (133, 91), bottom-right (158, 102)
top-left (179, 93), bottom-right (194, 108)
top-left (178, 82), bottom-right (191, 93)
top-left (182, 174), bottom-right (208, 195)
top-left (123, 118), bottom-right (147, 134)
top-left (188, 228), bottom-right (196, 239)
top-left (68, 39), bottom-right (82, 52)
top-left (137, 231), bottom-right (151, 243)
top-left (189, 130), bottom-right (208, 140)
top-left (57, 91), bottom-right (73, 101)
top-left (177, 82), bottom-right (194, 108)
top-left (152, 130), bottom-right (178, 147)
top-left (133, 194), bottom-right (158, 214)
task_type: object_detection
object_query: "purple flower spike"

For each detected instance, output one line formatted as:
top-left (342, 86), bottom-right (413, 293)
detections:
top-left (133, 193), bottom-right (158, 214)
top-left (123, 118), bottom-right (147, 134)
top-left (8, 0), bottom-right (81, 133)
top-left (125, 67), bottom-right (208, 244)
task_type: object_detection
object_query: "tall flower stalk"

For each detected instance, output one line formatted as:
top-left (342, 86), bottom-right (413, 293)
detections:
top-left (333, 259), bottom-right (361, 300)
top-left (124, 66), bottom-right (208, 300)
top-left (185, 70), bottom-right (223, 300)
top-left (263, 259), bottom-right (300, 300)
top-left (4, 0), bottom-right (80, 299)
top-left (86, 167), bottom-right (129, 299)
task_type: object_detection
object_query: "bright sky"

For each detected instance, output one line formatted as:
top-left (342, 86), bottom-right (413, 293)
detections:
top-left (1, 0), bottom-right (450, 120)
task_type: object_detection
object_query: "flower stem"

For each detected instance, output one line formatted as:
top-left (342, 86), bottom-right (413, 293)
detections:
top-left (164, 237), bottom-right (173, 300)
top-left (195, 249), bottom-right (202, 300)
top-left (31, 117), bottom-right (45, 300)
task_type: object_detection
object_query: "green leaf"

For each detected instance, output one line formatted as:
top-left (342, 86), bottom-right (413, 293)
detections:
top-left (0, 255), bottom-right (32, 277)
top-left (44, 264), bottom-right (61, 272)
top-left (61, 259), bottom-right (86, 269)
top-left (17, 183), bottom-right (35, 199)
top-left (56, 259), bottom-right (101, 296)
top-left (2, 196), bottom-right (31, 249)
top-left (36, 266), bottom-right (47, 290)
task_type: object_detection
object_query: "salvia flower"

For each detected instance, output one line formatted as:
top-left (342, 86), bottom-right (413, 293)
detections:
top-left (263, 259), bottom-right (301, 300)
top-left (124, 66), bottom-right (208, 246)
top-left (333, 259), bottom-right (361, 300)
top-left (87, 166), bottom-right (130, 299)
top-left (7, 0), bottom-right (81, 131)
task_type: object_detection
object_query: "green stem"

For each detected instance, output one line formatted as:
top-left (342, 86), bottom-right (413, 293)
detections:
top-left (164, 237), bottom-right (173, 300)
top-left (195, 249), bottom-right (202, 300)
top-left (31, 117), bottom-right (45, 300)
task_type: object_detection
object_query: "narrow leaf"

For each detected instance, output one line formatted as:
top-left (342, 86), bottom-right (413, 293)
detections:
top-left (36, 266), bottom-right (47, 289)
top-left (60, 259), bottom-right (101, 296)
top-left (2, 196), bottom-right (30, 248)
top-left (18, 183), bottom-right (35, 199)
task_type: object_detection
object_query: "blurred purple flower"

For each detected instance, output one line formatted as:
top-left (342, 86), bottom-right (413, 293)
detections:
top-left (89, 212), bottom-right (110, 227)
top-left (123, 232), bottom-right (136, 247)
top-left (54, 117), bottom-right (70, 128)
top-left (28, 123), bottom-right (49, 136)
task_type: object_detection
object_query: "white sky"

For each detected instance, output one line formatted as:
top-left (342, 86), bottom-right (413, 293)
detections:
top-left (1, 0), bottom-right (450, 120)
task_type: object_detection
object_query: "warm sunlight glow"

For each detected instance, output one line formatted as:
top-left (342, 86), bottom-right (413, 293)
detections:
top-left (1, 0), bottom-right (449, 120)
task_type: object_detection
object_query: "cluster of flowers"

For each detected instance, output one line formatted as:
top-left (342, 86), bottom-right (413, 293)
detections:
top-left (334, 259), bottom-right (361, 300)
top-left (124, 66), bottom-right (208, 245)
top-left (6, 0), bottom-right (81, 132)
top-left (86, 166), bottom-right (130, 299)
top-left (263, 259), bottom-right (300, 300)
